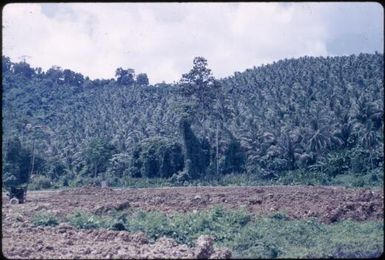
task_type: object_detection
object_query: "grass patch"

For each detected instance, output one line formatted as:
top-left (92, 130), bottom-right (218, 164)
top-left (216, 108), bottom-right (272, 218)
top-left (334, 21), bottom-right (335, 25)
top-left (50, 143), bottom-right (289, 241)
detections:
top-left (32, 212), bottom-right (59, 227)
top-left (66, 210), bottom-right (113, 229)
top-left (59, 206), bottom-right (383, 258)
top-left (122, 206), bottom-right (251, 245)
top-left (235, 217), bottom-right (383, 258)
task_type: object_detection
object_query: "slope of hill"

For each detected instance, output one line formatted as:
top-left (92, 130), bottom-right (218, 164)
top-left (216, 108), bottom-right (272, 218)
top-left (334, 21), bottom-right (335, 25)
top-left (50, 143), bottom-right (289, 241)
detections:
top-left (2, 53), bottom-right (384, 188)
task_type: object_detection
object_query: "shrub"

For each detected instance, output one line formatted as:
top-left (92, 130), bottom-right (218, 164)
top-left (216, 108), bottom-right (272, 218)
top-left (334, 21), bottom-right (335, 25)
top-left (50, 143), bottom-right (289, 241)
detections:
top-left (66, 210), bottom-right (111, 229)
top-left (29, 175), bottom-right (52, 190)
top-left (32, 212), bottom-right (59, 226)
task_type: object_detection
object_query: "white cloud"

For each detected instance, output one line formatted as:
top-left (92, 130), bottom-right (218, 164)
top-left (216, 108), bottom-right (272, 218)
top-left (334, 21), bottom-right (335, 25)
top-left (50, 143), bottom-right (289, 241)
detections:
top-left (2, 2), bottom-right (383, 84)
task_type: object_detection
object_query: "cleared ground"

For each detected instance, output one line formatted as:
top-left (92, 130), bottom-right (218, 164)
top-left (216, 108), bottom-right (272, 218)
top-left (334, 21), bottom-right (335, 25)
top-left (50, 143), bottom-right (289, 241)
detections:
top-left (2, 185), bottom-right (384, 258)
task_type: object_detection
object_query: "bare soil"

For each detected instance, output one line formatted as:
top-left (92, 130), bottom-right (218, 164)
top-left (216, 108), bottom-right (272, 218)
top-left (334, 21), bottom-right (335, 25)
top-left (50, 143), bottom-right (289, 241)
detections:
top-left (2, 185), bottom-right (383, 259)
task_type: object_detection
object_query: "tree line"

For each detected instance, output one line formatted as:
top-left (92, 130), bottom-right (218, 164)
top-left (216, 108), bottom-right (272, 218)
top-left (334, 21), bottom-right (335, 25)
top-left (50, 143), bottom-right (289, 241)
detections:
top-left (2, 53), bottom-right (383, 201)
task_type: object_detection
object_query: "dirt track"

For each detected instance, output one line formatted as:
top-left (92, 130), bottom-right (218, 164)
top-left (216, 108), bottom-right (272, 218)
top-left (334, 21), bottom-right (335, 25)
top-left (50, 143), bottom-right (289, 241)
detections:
top-left (2, 185), bottom-right (384, 259)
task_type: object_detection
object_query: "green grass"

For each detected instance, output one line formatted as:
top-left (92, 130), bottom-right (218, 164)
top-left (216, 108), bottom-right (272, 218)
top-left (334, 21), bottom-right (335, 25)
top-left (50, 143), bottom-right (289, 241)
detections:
top-left (35, 206), bottom-right (383, 258)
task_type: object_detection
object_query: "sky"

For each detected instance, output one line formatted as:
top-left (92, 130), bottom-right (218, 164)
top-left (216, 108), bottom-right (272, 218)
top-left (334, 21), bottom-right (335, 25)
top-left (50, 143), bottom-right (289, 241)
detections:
top-left (2, 2), bottom-right (383, 84)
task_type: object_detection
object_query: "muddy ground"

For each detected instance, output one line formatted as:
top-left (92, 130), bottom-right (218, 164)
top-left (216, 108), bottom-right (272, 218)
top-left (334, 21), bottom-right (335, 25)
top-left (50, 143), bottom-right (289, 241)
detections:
top-left (2, 185), bottom-right (384, 259)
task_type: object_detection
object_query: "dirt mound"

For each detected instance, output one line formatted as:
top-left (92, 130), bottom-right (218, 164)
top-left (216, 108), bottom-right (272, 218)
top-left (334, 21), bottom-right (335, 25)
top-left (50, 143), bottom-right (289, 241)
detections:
top-left (50, 185), bottom-right (383, 223)
top-left (58, 186), bottom-right (115, 196)
top-left (2, 222), bottom-right (231, 259)
top-left (94, 201), bottom-right (131, 215)
top-left (3, 186), bottom-right (383, 223)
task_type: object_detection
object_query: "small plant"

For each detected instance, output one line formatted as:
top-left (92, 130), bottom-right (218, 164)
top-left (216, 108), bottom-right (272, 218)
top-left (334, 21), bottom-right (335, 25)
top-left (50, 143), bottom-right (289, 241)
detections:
top-left (32, 212), bottom-right (59, 226)
top-left (67, 210), bottom-right (111, 229)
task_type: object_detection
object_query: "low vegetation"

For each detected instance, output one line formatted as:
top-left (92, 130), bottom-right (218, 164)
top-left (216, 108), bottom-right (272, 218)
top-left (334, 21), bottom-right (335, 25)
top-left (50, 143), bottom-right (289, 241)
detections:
top-left (31, 207), bottom-right (383, 258)
top-left (31, 212), bottom-right (59, 227)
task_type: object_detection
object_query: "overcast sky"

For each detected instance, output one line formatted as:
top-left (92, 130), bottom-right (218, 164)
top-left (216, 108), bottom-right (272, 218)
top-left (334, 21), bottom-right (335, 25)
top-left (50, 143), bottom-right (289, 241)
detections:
top-left (2, 2), bottom-right (383, 84)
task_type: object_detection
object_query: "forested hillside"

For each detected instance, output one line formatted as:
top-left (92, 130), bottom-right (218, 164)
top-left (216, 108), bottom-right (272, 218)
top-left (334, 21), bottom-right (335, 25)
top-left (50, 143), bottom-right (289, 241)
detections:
top-left (2, 53), bottom-right (384, 189)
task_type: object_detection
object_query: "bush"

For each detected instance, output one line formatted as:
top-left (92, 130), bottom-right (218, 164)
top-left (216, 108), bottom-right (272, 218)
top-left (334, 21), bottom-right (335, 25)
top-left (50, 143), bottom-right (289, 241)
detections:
top-left (66, 210), bottom-right (112, 229)
top-left (32, 212), bottom-right (59, 227)
top-left (29, 175), bottom-right (52, 190)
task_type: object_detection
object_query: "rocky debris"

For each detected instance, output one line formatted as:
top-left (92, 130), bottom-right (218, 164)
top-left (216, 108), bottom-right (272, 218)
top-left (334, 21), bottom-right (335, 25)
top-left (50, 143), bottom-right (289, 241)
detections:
top-left (193, 235), bottom-right (232, 259)
top-left (249, 197), bottom-right (263, 205)
top-left (129, 231), bottom-right (149, 244)
top-left (194, 235), bottom-right (215, 259)
top-left (57, 223), bottom-right (74, 233)
top-left (211, 248), bottom-right (232, 259)
top-left (12, 186), bottom-right (383, 224)
top-left (2, 219), bottom-right (233, 260)
top-left (357, 189), bottom-right (382, 202)
top-left (323, 199), bottom-right (384, 224)
top-left (193, 195), bottom-right (202, 201)
top-left (33, 204), bottom-right (49, 211)
top-left (59, 186), bottom-right (115, 196)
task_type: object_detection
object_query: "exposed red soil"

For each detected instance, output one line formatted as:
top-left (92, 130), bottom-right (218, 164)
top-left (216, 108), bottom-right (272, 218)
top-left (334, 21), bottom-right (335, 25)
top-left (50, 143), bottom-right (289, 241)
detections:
top-left (2, 185), bottom-right (383, 259)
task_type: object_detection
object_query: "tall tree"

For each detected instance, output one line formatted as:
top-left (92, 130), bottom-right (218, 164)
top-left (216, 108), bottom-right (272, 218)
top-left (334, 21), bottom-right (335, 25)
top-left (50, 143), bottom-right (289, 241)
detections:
top-left (179, 57), bottom-right (220, 111)
top-left (136, 73), bottom-right (149, 86)
top-left (179, 117), bottom-right (210, 179)
top-left (115, 68), bottom-right (135, 86)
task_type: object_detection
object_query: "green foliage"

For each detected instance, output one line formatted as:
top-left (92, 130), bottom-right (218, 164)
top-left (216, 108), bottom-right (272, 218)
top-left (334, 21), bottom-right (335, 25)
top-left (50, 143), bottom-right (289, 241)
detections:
top-left (66, 210), bottom-right (112, 229)
top-left (115, 67), bottom-right (135, 86)
top-left (32, 212), bottom-right (59, 227)
top-left (81, 138), bottom-right (116, 178)
top-left (179, 56), bottom-right (219, 110)
top-left (179, 118), bottom-right (210, 179)
top-left (118, 206), bottom-right (252, 245)
top-left (2, 137), bottom-right (33, 202)
top-left (46, 159), bottom-right (67, 181)
top-left (29, 175), bottom-right (52, 190)
top-left (136, 73), bottom-right (149, 86)
top-left (123, 176), bottom-right (173, 188)
top-left (60, 207), bottom-right (383, 258)
top-left (230, 216), bottom-right (383, 258)
top-left (129, 137), bottom-right (184, 178)
top-left (221, 137), bottom-right (246, 174)
top-left (2, 53), bottom-right (384, 187)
